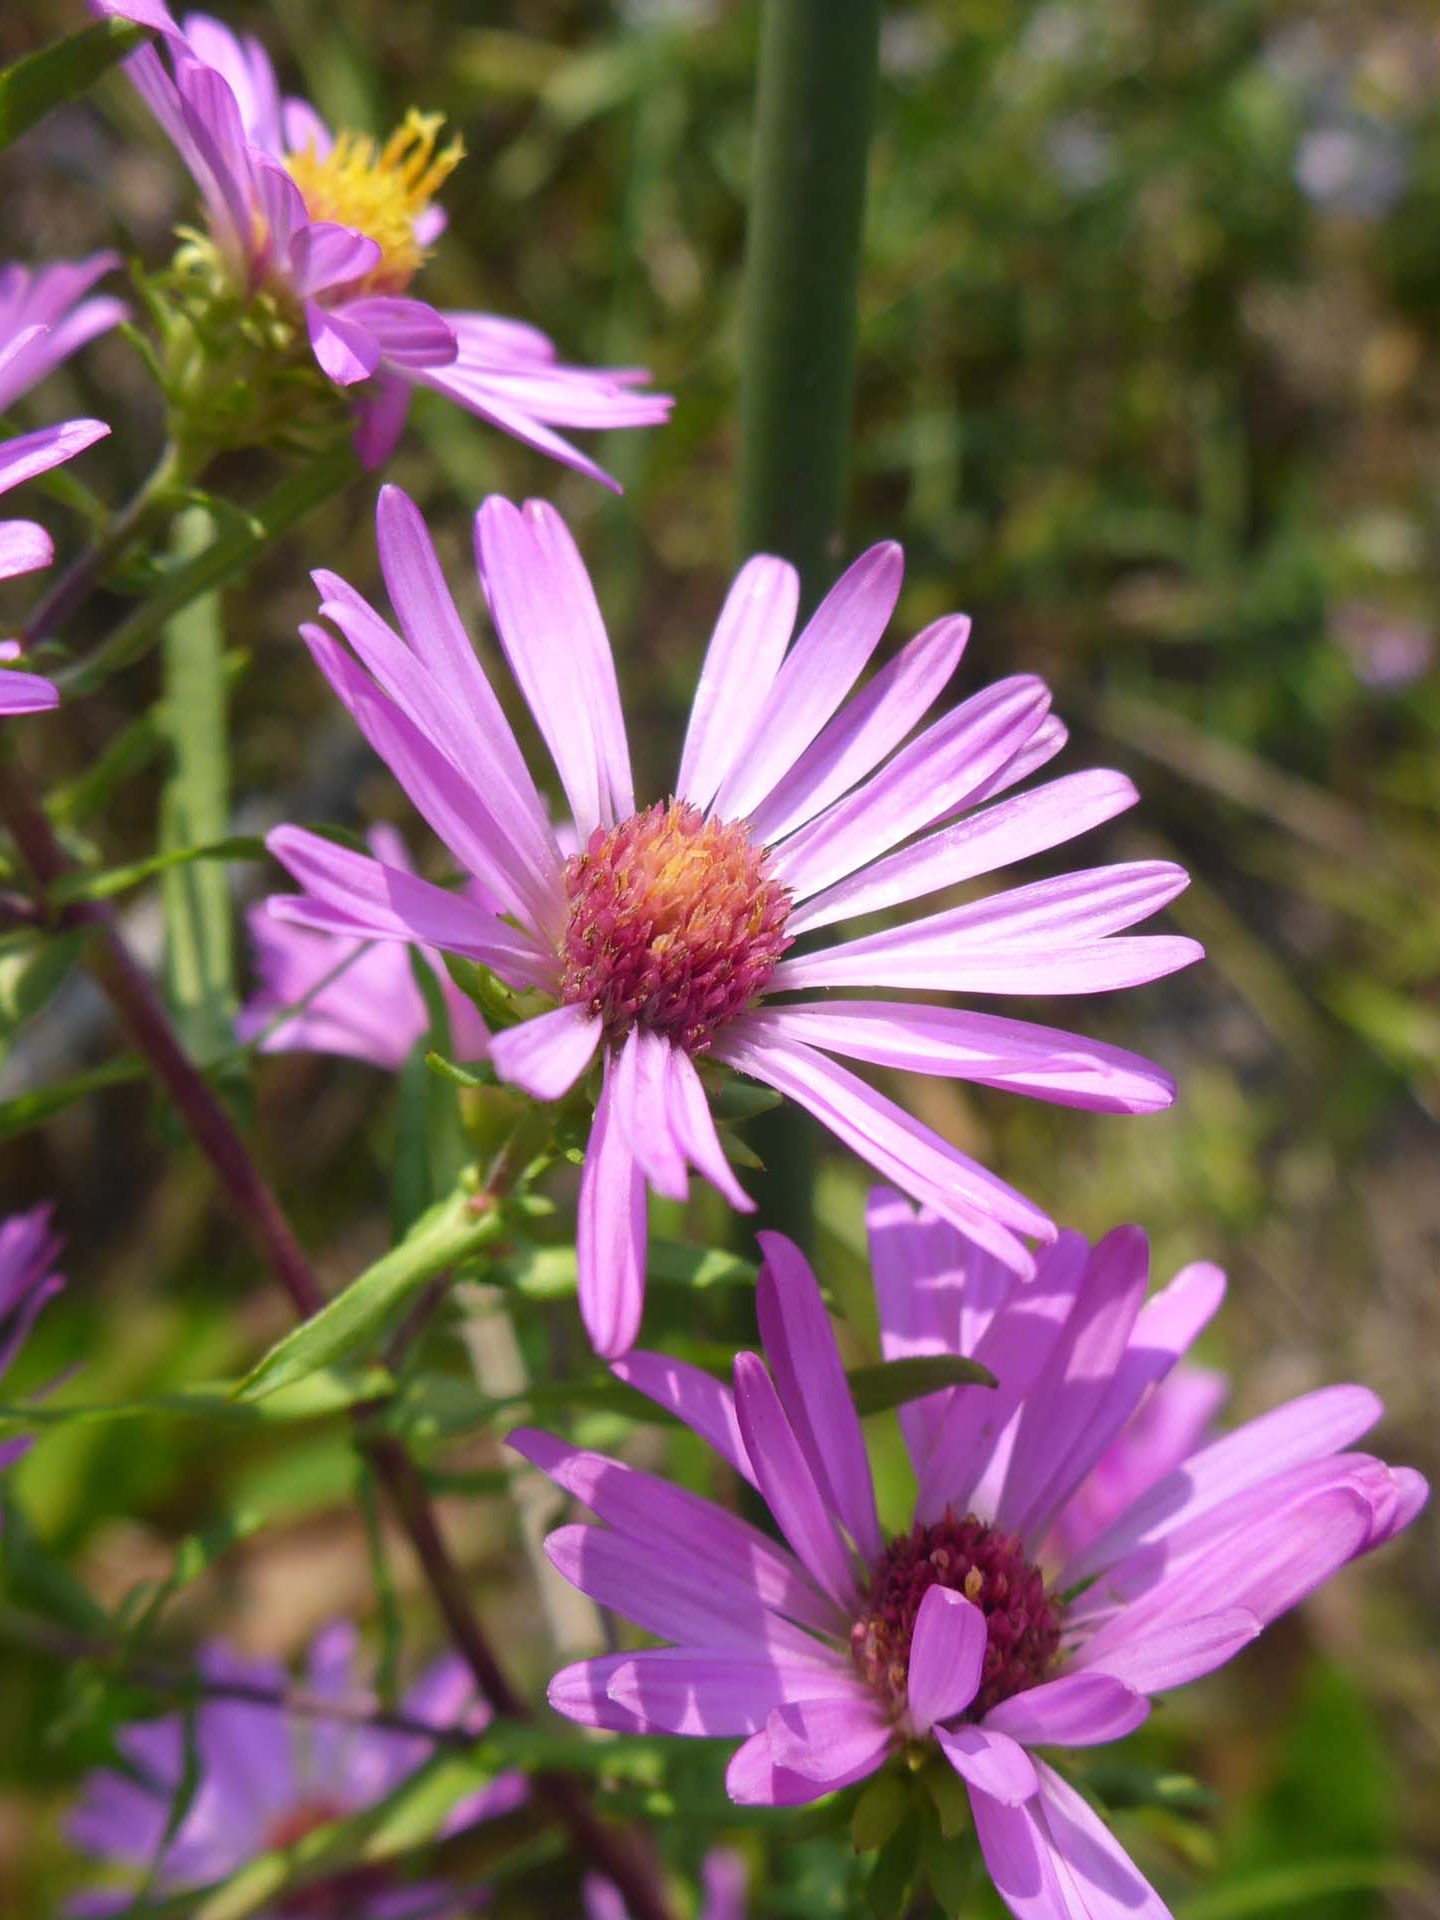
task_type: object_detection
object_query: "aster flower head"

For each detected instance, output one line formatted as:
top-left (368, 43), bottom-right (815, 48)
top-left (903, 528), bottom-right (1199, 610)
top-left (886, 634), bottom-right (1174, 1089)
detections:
top-left (266, 486), bottom-right (1201, 1354)
top-left (94, 2), bottom-right (671, 480)
top-left (0, 256), bottom-right (121, 712)
top-left (237, 825), bottom-right (489, 1070)
top-left (0, 1204), bottom-right (67, 1480)
top-left (69, 1620), bottom-right (525, 1917)
top-left (518, 1197), bottom-right (1426, 1919)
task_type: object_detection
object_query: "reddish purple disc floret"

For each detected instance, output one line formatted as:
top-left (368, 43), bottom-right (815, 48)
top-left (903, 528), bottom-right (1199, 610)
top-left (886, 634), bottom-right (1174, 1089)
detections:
top-left (853, 1513), bottom-right (1062, 1724)
top-left (562, 800), bottom-right (793, 1053)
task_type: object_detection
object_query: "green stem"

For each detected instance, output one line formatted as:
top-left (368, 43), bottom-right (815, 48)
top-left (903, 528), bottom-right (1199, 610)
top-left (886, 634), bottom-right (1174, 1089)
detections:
top-left (736, 0), bottom-right (883, 1248)
top-left (21, 442), bottom-right (185, 649)
top-left (57, 442), bottom-right (358, 697)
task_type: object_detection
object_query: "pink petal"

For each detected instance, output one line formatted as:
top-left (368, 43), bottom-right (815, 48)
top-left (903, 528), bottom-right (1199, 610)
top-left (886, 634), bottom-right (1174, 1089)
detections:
top-left (716, 1021), bottom-right (1052, 1272)
top-left (1061, 1383), bottom-right (1385, 1588)
top-left (300, 623), bottom-right (560, 934)
top-left (305, 298), bottom-right (381, 385)
top-left (610, 1027), bottom-right (690, 1202)
top-left (733, 1352), bottom-right (861, 1610)
top-left (714, 543), bottom-right (905, 823)
top-left (474, 496), bottom-right (633, 834)
top-left (754, 1232), bottom-right (882, 1561)
top-left (610, 1349), bottom-right (756, 1487)
top-left (0, 521), bottom-right (53, 583)
top-left (577, 1054), bottom-right (648, 1357)
top-left (542, 1523), bottom-right (826, 1662)
top-left (772, 862), bottom-right (1197, 995)
top-left (1030, 1762), bottom-right (1172, 1920)
top-left (665, 1048), bottom-right (752, 1211)
top-left (263, 824), bottom-right (553, 989)
top-left (507, 1428), bottom-right (836, 1632)
top-left (371, 486), bottom-right (561, 882)
top-left (0, 417), bottom-right (110, 499)
top-left (676, 556), bottom-right (800, 812)
top-left (995, 1226), bottom-right (1152, 1544)
top-left (969, 1788), bottom-right (1079, 1920)
top-left (335, 296), bottom-right (456, 367)
top-left (603, 1650), bottom-right (853, 1736)
top-left (291, 222), bottom-right (383, 299)
top-left (489, 1004), bottom-right (602, 1102)
top-left (1072, 1609), bottom-right (1262, 1694)
top-left (936, 1725), bottom-right (1039, 1805)
top-left (982, 1671), bottom-right (1148, 1747)
top-left (757, 1002), bottom-right (1176, 1115)
top-left (791, 767), bottom-right (1140, 936)
top-left (770, 675), bottom-right (1052, 902)
top-left (916, 1233), bottom-right (1090, 1524)
top-left (725, 1728), bottom-right (874, 1808)
top-left (906, 1587), bottom-right (985, 1735)
top-left (0, 665), bottom-right (59, 714)
top-left (746, 612), bottom-right (972, 846)
top-left (764, 1696), bottom-right (893, 1784)
top-left (867, 1187), bottom-right (1014, 1472)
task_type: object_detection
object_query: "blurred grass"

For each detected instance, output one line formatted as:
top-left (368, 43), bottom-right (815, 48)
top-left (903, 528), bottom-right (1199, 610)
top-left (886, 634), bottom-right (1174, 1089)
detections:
top-left (0, 0), bottom-right (1437, 1912)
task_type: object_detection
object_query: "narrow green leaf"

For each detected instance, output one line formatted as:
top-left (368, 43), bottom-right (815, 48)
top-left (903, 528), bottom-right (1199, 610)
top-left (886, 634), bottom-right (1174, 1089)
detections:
top-left (0, 930), bottom-right (83, 1038)
top-left (0, 1367), bottom-right (394, 1438)
top-left (1178, 1859), bottom-right (1422, 1919)
top-left (160, 507), bottom-right (235, 1062)
top-left (48, 836), bottom-right (265, 906)
top-left (60, 444), bottom-right (359, 697)
top-left (237, 1191), bottom-right (504, 1401)
top-left (846, 1353), bottom-right (996, 1417)
top-left (0, 1052), bottom-right (147, 1137)
top-left (0, 19), bottom-right (148, 150)
top-left (392, 950), bottom-right (466, 1240)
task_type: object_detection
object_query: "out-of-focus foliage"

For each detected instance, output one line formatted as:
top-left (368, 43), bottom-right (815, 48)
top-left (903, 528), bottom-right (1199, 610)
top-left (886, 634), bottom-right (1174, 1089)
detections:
top-left (0, 0), bottom-right (1435, 1913)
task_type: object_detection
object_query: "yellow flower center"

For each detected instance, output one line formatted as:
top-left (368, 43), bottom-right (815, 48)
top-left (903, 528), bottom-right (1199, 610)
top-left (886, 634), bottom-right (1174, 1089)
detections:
top-left (285, 109), bottom-right (464, 295)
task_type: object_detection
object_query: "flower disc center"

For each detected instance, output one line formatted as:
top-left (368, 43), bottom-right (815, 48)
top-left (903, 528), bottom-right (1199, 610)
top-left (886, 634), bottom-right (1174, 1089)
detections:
top-left (285, 109), bottom-right (463, 294)
top-left (852, 1512), bottom-right (1062, 1725)
top-left (560, 799), bottom-right (792, 1053)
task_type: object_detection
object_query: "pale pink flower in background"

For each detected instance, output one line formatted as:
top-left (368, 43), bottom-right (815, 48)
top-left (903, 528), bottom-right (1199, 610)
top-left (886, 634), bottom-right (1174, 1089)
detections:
top-left (584, 1850), bottom-right (747, 1920)
top-left (237, 825), bottom-right (488, 1070)
top-left (521, 1194), bottom-right (1425, 1919)
top-left (267, 485), bottom-right (1200, 1354)
top-left (0, 1205), bottom-right (67, 1480)
top-left (0, 255), bottom-right (122, 711)
top-left (69, 1620), bottom-right (525, 1917)
top-left (94, 2), bottom-right (671, 482)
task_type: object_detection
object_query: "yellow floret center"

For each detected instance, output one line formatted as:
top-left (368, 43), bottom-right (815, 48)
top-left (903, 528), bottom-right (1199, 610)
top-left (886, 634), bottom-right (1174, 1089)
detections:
top-left (285, 109), bottom-right (464, 295)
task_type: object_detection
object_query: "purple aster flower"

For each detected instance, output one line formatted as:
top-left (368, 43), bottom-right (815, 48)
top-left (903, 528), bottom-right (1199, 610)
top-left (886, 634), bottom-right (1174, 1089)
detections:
top-left (94, 2), bottom-right (671, 483)
top-left (0, 1204), bottom-right (66, 1480)
top-left (585, 1849), bottom-right (748, 1920)
top-left (266, 486), bottom-right (1200, 1354)
top-left (517, 1195), bottom-right (1425, 1919)
top-left (69, 1619), bottom-right (526, 1917)
top-left (238, 825), bottom-right (489, 1070)
top-left (0, 256), bottom-right (120, 710)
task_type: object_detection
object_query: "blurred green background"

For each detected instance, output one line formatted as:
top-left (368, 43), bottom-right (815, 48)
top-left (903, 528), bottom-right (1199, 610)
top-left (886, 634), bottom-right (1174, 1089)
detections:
top-left (0, 0), bottom-right (1437, 1913)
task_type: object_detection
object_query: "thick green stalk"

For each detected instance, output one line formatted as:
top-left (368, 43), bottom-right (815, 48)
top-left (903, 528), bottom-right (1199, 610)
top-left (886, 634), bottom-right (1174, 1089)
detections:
top-left (736, 0), bottom-right (883, 1246)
